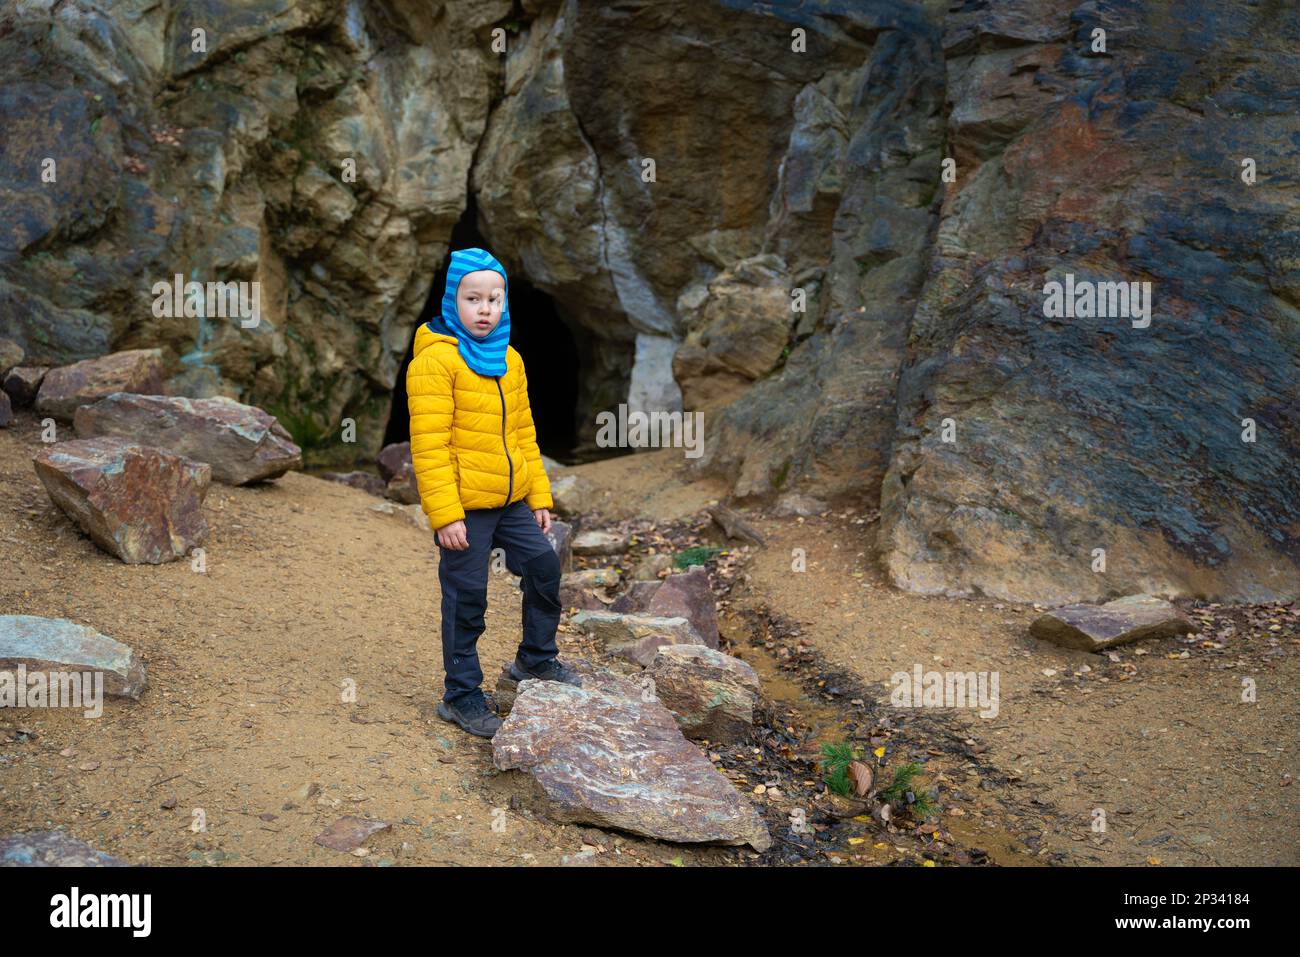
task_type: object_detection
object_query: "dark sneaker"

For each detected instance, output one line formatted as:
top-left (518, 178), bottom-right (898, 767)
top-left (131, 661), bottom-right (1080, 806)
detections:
top-left (437, 690), bottom-right (502, 738)
top-left (508, 655), bottom-right (582, 686)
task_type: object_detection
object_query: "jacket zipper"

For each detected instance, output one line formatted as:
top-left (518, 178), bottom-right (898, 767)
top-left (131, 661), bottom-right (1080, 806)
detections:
top-left (496, 376), bottom-right (514, 506)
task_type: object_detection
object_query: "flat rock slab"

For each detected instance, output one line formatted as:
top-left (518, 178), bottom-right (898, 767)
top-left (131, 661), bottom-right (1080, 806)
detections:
top-left (572, 529), bottom-right (630, 556)
top-left (493, 654), bottom-right (644, 713)
top-left (35, 349), bottom-right (165, 420)
top-left (493, 680), bottom-right (771, 851)
top-left (0, 615), bottom-right (146, 698)
top-left (0, 831), bottom-right (126, 866)
top-left (569, 610), bottom-right (704, 667)
top-left (647, 644), bottom-right (760, 743)
top-left (313, 816), bottom-right (391, 852)
top-left (33, 436), bottom-right (210, 564)
top-left (1030, 594), bottom-right (1193, 651)
top-left (74, 393), bottom-right (301, 485)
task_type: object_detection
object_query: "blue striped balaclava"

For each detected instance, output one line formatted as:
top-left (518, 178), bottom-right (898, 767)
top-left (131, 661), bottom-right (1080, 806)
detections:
top-left (426, 247), bottom-right (511, 377)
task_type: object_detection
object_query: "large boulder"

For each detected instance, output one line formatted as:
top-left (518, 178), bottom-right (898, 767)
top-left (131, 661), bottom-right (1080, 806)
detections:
top-left (32, 437), bottom-right (210, 563)
top-left (493, 679), bottom-right (770, 851)
top-left (646, 644), bottom-right (761, 743)
top-left (73, 393), bottom-right (301, 484)
top-left (34, 350), bottom-right (165, 421)
top-left (0, 615), bottom-right (147, 699)
top-left (1030, 594), bottom-right (1194, 652)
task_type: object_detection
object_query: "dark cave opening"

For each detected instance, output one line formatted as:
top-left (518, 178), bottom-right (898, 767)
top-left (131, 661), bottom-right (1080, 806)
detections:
top-left (384, 197), bottom-right (581, 462)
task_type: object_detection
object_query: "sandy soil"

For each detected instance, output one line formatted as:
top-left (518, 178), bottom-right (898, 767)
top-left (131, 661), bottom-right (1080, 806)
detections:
top-left (2, 412), bottom-right (1295, 866)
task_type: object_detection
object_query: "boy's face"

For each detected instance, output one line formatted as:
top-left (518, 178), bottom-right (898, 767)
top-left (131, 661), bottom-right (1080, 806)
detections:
top-left (457, 269), bottom-right (506, 338)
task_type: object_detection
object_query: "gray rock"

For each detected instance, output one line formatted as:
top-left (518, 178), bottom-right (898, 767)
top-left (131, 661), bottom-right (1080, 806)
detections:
top-left (571, 529), bottom-right (629, 557)
top-left (631, 553), bottom-right (673, 580)
top-left (569, 610), bottom-right (704, 667)
top-left (33, 437), bottom-right (210, 564)
top-left (0, 615), bottom-right (146, 698)
top-left (0, 338), bottom-right (23, 378)
top-left (74, 393), bottom-right (301, 485)
top-left (493, 680), bottom-right (770, 851)
top-left (0, 831), bottom-right (127, 866)
top-left (548, 472), bottom-right (595, 518)
top-left (1030, 595), bottom-right (1194, 652)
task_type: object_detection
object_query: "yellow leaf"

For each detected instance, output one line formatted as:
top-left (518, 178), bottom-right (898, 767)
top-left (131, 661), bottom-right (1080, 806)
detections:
top-left (923, 859), bottom-right (936, 867)
top-left (848, 837), bottom-right (866, 846)
top-left (873, 746), bottom-right (885, 759)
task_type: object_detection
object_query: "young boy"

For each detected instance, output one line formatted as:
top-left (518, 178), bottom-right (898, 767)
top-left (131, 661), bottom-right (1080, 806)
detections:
top-left (407, 247), bottom-right (579, 738)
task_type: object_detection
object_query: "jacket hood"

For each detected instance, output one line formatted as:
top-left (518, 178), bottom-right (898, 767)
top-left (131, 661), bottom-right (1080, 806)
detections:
top-left (423, 247), bottom-right (511, 377)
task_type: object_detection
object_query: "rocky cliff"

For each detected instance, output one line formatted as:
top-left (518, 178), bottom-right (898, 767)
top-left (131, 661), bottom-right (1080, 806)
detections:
top-left (1, 0), bottom-right (1296, 603)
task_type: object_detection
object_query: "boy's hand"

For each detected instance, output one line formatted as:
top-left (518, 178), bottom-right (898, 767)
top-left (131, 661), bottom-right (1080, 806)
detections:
top-left (533, 508), bottom-right (552, 534)
top-left (436, 519), bottom-right (469, 550)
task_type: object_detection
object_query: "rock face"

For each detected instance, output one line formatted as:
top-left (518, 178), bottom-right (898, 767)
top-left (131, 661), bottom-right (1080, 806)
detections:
top-left (0, 615), bottom-right (147, 698)
top-left (3, 0), bottom-right (1296, 603)
top-left (873, 0), bottom-right (1300, 605)
top-left (568, 611), bottom-right (704, 667)
top-left (493, 679), bottom-right (770, 851)
top-left (0, 831), bottom-right (127, 867)
top-left (1029, 595), bottom-right (1194, 652)
top-left (34, 351), bottom-right (166, 421)
top-left (32, 437), bottom-right (210, 563)
top-left (74, 393), bottom-right (301, 484)
top-left (646, 645), bottom-right (761, 744)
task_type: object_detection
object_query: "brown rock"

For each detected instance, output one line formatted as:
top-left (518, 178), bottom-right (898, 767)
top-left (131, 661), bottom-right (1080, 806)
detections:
top-left (493, 680), bottom-right (770, 851)
top-left (32, 437), bottom-right (210, 564)
top-left (376, 442), bottom-right (412, 482)
top-left (545, 519), bottom-right (574, 573)
top-left (73, 393), bottom-right (301, 484)
top-left (646, 644), bottom-right (760, 743)
top-left (35, 350), bottom-right (165, 421)
top-left (493, 654), bottom-right (643, 714)
top-left (2, 366), bottom-right (49, 406)
top-left (319, 470), bottom-right (387, 496)
top-left (0, 390), bottom-right (10, 428)
top-left (1029, 594), bottom-right (1194, 652)
top-left (313, 817), bottom-right (391, 852)
top-left (609, 579), bottom-right (663, 613)
top-left (646, 565), bottom-right (720, 648)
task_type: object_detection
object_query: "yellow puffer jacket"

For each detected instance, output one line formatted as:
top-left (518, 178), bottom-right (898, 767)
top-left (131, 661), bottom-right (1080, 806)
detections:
top-left (406, 324), bottom-right (552, 529)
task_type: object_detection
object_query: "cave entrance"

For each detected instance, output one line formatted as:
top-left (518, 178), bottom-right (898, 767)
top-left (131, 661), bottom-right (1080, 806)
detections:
top-left (385, 198), bottom-right (582, 463)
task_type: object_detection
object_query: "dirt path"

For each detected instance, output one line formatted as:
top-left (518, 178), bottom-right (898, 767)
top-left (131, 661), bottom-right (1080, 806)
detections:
top-left (2, 413), bottom-right (1296, 866)
top-left (0, 415), bottom-right (738, 866)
